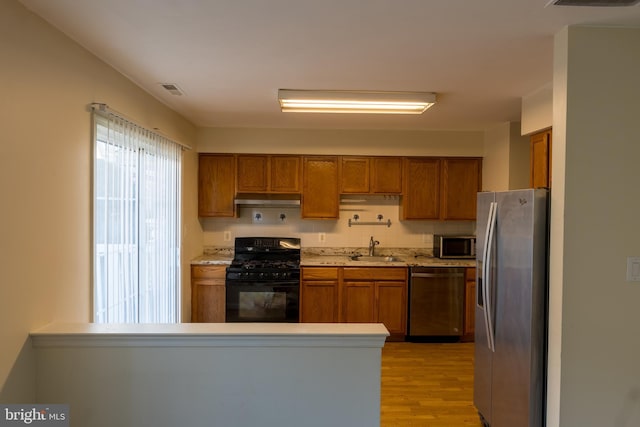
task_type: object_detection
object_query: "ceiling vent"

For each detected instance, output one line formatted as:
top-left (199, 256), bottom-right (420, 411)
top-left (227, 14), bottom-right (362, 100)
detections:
top-left (548, 0), bottom-right (639, 6)
top-left (160, 83), bottom-right (184, 96)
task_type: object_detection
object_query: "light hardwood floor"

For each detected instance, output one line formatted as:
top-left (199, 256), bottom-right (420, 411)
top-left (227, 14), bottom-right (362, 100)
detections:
top-left (381, 342), bottom-right (482, 427)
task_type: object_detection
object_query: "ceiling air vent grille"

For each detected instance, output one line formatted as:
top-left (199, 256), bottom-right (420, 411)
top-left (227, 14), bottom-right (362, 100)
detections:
top-left (160, 83), bottom-right (184, 96)
top-left (549, 0), bottom-right (640, 6)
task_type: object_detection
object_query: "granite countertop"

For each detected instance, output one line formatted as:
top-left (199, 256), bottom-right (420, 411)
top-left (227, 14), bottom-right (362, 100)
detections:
top-left (191, 247), bottom-right (476, 268)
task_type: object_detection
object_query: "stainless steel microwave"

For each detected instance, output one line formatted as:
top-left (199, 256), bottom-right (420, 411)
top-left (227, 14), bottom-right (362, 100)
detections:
top-left (433, 235), bottom-right (476, 259)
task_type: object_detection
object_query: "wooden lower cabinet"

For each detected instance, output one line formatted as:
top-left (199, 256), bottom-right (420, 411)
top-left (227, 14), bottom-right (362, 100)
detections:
top-left (342, 267), bottom-right (407, 341)
top-left (462, 267), bottom-right (476, 341)
top-left (300, 267), bottom-right (339, 322)
top-left (301, 266), bottom-right (408, 341)
top-left (191, 265), bottom-right (226, 323)
top-left (342, 281), bottom-right (376, 323)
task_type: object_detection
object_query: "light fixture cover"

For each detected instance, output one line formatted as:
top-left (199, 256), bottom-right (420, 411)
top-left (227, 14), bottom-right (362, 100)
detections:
top-left (278, 89), bottom-right (436, 114)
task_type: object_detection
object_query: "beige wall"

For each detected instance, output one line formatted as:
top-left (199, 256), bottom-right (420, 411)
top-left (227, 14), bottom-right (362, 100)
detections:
top-left (522, 82), bottom-right (553, 135)
top-left (0, 0), bottom-right (198, 401)
top-left (482, 122), bottom-right (529, 192)
top-left (197, 127), bottom-right (484, 156)
top-left (547, 26), bottom-right (640, 427)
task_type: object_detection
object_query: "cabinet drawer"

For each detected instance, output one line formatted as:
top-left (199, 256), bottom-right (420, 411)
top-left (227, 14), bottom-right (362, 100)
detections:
top-left (343, 267), bottom-right (407, 281)
top-left (302, 267), bottom-right (339, 280)
top-left (191, 265), bottom-right (227, 280)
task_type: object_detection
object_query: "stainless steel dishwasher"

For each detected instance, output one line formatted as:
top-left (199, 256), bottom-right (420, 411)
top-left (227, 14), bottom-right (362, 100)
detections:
top-left (408, 267), bottom-right (465, 339)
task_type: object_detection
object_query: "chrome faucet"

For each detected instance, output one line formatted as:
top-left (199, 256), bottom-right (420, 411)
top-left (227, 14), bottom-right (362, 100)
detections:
top-left (368, 236), bottom-right (380, 256)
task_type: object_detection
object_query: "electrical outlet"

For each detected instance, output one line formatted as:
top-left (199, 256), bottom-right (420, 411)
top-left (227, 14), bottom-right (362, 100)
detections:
top-left (223, 231), bottom-right (231, 241)
top-left (626, 257), bottom-right (640, 282)
top-left (319, 232), bottom-right (326, 243)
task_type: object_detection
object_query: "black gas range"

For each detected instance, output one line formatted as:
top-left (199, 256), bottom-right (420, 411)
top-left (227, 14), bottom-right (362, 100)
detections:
top-left (225, 237), bottom-right (301, 323)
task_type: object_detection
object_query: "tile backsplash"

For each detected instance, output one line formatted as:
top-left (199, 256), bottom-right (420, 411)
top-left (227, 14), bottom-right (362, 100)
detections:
top-left (200, 196), bottom-right (476, 250)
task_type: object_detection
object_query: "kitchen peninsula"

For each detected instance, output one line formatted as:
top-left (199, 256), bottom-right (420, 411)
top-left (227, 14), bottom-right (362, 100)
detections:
top-left (31, 322), bottom-right (388, 427)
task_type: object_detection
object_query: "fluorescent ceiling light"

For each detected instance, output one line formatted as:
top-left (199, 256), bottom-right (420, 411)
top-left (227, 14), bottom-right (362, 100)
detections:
top-left (278, 90), bottom-right (436, 114)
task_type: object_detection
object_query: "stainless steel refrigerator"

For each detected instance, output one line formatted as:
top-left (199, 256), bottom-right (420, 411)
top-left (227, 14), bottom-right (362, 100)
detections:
top-left (474, 189), bottom-right (549, 427)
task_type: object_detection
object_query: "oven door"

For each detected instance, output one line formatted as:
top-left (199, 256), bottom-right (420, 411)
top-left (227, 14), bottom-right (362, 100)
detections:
top-left (225, 281), bottom-right (299, 322)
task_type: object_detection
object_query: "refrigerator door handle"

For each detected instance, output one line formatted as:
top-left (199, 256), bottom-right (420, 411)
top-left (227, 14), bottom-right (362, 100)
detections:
top-left (484, 201), bottom-right (498, 352)
top-left (480, 201), bottom-right (494, 351)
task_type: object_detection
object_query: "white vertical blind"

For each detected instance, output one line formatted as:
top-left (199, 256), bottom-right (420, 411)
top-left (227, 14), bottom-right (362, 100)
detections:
top-left (93, 107), bottom-right (181, 323)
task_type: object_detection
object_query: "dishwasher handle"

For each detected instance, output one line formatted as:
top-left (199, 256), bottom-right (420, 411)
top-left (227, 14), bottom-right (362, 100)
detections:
top-left (411, 272), bottom-right (465, 279)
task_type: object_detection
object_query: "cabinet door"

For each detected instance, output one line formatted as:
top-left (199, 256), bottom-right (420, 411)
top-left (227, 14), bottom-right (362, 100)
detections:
top-left (376, 281), bottom-right (406, 336)
top-left (237, 155), bottom-right (269, 192)
top-left (191, 265), bottom-right (226, 322)
top-left (271, 155), bottom-right (301, 193)
top-left (441, 158), bottom-right (482, 220)
top-left (198, 155), bottom-right (236, 217)
top-left (371, 157), bottom-right (402, 194)
top-left (342, 281), bottom-right (376, 323)
top-left (340, 157), bottom-right (370, 193)
top-left (463, 267), bottom-right (476, 341)
top-left (402, 158), bottom-right (440, 220)
top-left (530, 130), bottom-right (552, 189)
top-left (302, 156), bottom-right (339, 219)
top-left (301, 280), bottom-right (339, 322)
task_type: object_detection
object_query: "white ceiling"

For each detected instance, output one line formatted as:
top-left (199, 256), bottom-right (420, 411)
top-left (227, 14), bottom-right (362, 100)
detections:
top-left (19, 0), bottom-right (640, 131)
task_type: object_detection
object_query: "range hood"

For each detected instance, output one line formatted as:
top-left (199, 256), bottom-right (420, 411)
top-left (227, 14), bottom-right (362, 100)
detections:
top-left (234, 194), bottom-right (301, 207)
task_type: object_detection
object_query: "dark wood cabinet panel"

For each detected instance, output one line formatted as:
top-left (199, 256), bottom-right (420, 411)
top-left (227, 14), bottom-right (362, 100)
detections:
top-left (191, 265), bottom-right (226, 323)
top-left (236, 155), bottom-right (269, 192)
top-left (198, 154), bottom-right (236, 217)
top-left (530, 129), bottom-right (552, 189)
top-left (300, 267), bottom-right (340, 323)
top-left (462, 267), bottom-right (476, 342)
top-left (342, 281), bottom-right (376, 323)
top-left (402, 158), bottom-right (441, 220)
top-left (270, 155), bottom-right (301, 193)
top-left (340, 157), bottom-right (370, 193)
top-left (236, 155), bottom-right (301, 193)
top-left (302, 156), bottom-right (339, 219)
top-left (441, 158), bottom-right (482, 220)
top-left (371, 157), bottom-right (402, 194)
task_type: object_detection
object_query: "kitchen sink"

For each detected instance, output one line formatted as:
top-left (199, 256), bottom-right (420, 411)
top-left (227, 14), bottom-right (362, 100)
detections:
top-left (350, 255), bottom-right (403, 262)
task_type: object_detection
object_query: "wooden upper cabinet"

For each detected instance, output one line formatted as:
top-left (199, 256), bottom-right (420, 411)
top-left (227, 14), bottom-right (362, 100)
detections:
top-left (271, 155), bottom-right (302, 192)
top-left (340, 156), bottom-right (402, 194)
top-left (302, 156), bottom-right (339, 219)
top-left (530, 129), bottom-right (552, 189)
top-left (441, 158), bottom-right (482, 220)
top-left (198, 154), bottom-right (236, 217)
top-left (236, 155), bottom-right (268, 192)
top-left (402, 157), bottom-right (482, 220)
top-left (340, 157), bottom-right (370, 193)
top-left (236, 155), bottom-right (301, 193)
top-left (402, 158), bottom-right (441, 220)
top-left (371, 157), bottom-right (402, 194)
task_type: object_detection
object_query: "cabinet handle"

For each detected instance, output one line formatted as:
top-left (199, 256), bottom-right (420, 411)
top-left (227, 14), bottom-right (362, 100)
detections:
top-left (411, 273), bottom-right (464, 279)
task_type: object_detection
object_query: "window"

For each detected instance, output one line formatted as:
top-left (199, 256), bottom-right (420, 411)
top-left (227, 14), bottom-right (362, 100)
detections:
top-left (93, 108), bottom-right (182, 323)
